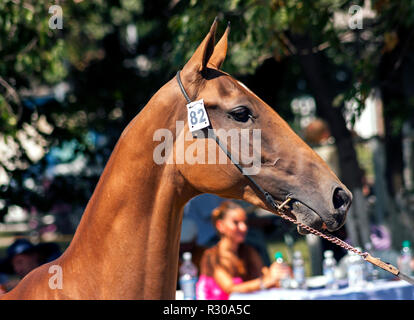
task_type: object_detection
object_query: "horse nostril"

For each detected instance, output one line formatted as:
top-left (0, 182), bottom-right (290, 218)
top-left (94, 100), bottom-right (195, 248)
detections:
top-left (333, 188), bottom-right (350, 210)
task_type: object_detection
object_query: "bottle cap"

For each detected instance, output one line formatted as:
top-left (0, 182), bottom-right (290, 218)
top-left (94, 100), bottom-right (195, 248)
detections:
top-left (347, 250), bottom-right (356, 256)
top-left (275, 252), bottom-right (283, 260)
top-left (293, 251), bottom-right (302, 258)
top-left (324, 250), bottom-right (334, 258)
top-left (183, 252), bottom-right (192, 261)
top-left (403, 240), bottom-right (411, 248)
top-left (364, 242), bottom-right (372, 251)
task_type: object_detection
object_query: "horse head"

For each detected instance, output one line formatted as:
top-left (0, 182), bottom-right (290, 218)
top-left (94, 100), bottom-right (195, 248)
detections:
top-left (173, 20), bottom-right (352, 235)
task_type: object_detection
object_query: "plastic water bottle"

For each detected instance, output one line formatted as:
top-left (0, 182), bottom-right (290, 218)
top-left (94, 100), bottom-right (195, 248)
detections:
top-left (179, 252), bottom-right (198, 300)
top-left (292, 251), bottom-right (306, 289)
top-left (364, 243), bottom-right (378, 282)
top-left (347, 248), bottom-right (366, 288)
top-left (275, 252), bottom-right (291, 289)
top-left (399, 240), bottom-right (413, 276)
top-left (322, 250), bottom-right (338, 289)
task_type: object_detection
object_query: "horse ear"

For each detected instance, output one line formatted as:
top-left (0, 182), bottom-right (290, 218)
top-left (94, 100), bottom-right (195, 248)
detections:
top-left (183, 18), bottom-right (218, 75)
top-left (208, 22), bottom-right (230, 69)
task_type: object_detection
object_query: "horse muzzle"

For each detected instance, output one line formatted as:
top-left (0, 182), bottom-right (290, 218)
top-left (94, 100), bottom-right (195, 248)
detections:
top-left (288, 186), bottom-right (352, 235)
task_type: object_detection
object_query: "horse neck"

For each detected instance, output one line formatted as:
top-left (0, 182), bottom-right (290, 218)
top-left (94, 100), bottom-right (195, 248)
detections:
top-left (62, 79), bottom-right (197, 299)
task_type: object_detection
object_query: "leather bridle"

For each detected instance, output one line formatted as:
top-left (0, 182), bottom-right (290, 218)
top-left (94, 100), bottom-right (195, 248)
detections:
top-left (176, 70), bottom-right (289, 213)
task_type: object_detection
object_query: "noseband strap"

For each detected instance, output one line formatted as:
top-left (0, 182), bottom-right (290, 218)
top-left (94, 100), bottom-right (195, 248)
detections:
top-left (175, 70), bottom-right (285, 211)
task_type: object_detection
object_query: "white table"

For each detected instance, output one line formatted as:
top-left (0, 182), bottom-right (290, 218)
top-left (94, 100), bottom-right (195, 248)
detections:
top-left (230, 279), bottom-right (414, 300)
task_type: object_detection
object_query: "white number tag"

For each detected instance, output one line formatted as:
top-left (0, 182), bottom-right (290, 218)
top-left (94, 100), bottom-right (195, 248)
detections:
top-left (186, 99), bottom-right (210, 132)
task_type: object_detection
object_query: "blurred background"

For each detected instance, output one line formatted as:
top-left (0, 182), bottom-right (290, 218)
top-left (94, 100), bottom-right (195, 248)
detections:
top-left (0, 0), bottom-right (413, 280)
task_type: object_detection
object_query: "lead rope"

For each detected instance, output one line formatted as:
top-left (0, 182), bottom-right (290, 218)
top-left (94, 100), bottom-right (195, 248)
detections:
top-left (176, 70), bottom-right (410, 283)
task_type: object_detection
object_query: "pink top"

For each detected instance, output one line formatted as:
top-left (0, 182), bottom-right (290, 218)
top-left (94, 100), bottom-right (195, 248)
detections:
top-left (196, 274), bottom-right (243, 300)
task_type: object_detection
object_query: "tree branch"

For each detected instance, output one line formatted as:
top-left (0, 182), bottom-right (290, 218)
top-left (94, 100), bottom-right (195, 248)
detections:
top-left (0, 76), bottom-right (23, 121)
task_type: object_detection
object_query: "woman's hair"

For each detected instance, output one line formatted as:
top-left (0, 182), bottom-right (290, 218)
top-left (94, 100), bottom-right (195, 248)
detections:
top-left (304, 119), bottom-right (330, 145)
top-left (211, 200), bottom-right (243, 227)
top-left (200, 201), bottom-right (259, 280)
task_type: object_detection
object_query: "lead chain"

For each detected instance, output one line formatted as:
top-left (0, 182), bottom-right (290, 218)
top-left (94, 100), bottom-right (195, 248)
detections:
top-left (273, 198), bottom-right (368, 258)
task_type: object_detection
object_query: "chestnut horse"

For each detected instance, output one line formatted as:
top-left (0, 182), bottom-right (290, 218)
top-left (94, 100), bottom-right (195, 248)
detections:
top-left (1, 20), bottom-right (351, 299)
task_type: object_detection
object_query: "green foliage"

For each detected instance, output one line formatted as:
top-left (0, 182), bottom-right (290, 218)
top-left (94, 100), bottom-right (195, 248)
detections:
top-left (0, 1), bottom-right (65, 135)
top-left (0, 0), bottom-right (169, 229)
top-left (169, 0), bottom-right (351, 73)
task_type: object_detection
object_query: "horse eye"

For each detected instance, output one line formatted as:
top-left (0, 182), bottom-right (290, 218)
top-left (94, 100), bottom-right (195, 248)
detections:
top-left (228, 106), bottom-right (252, 123)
